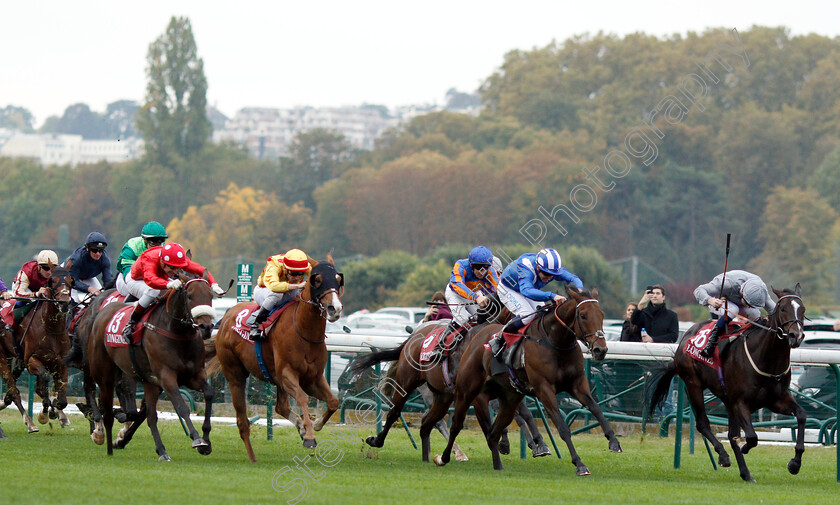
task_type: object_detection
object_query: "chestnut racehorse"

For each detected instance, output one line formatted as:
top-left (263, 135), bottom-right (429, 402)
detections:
top-left (435, 287), bottom-right (622, 475)
top-left (88, 275), bottom-right (216, 460)
top-left (207, 258), bottom-right (343, 462)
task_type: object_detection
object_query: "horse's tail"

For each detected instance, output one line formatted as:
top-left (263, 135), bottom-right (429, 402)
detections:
top-left (379, 363), bottom-right (399, 398)
top-left (349, 339), bottom-right (409, 375)
top-left (648, 360), bottom-right (677, 417)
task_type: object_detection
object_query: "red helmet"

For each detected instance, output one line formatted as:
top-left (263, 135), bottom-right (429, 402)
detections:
top-left (159, 243), bottom-right (189, 268)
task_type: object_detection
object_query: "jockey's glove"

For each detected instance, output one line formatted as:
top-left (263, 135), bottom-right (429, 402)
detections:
top-left (166, 279), bottom-right (182, 290)
top-left (211, 283), bottom-right (225, 296)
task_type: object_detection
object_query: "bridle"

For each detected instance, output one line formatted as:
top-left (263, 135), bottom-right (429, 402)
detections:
top-left (770, 294), bottom-right (804, 341)
top-left (155, 278), bottom-right (214, 339)
top-left (292, 266), bottom-right (343, 344)
top-left (553, 298), bottom-right (605, 351)
top-left (742, 293), bottom-right (803, 380)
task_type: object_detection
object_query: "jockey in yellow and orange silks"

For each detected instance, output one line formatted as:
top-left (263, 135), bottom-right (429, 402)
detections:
top-left (248, 249), bottom-right (312, 340)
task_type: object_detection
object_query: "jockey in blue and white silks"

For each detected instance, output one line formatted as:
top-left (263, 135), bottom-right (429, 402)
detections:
top-left (490, 248), bottom-right (583, 357)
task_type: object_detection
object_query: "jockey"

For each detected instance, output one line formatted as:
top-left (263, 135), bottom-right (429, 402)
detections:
top-left (64, 232), bottom-right (113, 303)
top-left (115, 221), bottom-right (169, 296)
top-left (1, 250), bottom-right (59, 331)
top-left (489, 248), bottom-right (583, 357)
top-left (694, 269), bottom-right (775, 357)
top-left (248, 249), bottom-right (312, 340)
top-left (121, 243), bottom-right (225, 341)
top-left (440, 245), bottom-right (500, 340)
top-left (0, 276), bottom-right (13, 332)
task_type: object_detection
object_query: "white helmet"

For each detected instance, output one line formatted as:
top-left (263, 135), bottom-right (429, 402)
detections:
top-left (36, 249), bottom-right (59, 266)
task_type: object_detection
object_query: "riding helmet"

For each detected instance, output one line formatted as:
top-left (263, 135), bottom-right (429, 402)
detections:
top-left (740, 279), bottom-right (768, 308)
top-left (85, 231), bottom-right (108, 249)
top-left (160, 243), bottom-right (189, 268)
top-left (536, 248), bottom-right (563, 276)
top-left (468, 246), bottom-right (493, 267)
top-left (283, 249), bottom-right (310, 272)
top-left (141, 221), bottom-right (169, 239)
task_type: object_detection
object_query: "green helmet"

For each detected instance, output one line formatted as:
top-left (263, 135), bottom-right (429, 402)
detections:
top-left (140, 221), bottom-right (168, 239)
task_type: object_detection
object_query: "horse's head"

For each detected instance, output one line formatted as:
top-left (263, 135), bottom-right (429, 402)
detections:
top-left (565, 286), bottom-right (608, 361)
top-left (183, 276), bottom-right (215, 340)
top-left (48, 267), bottom-right (73, 314)
top-left (771, 284), bottom-right (805, 349)
top-left (306, 258), bottom-right (343, 322)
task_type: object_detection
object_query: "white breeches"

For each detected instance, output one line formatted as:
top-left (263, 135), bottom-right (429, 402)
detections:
top-left (253, 285), bottom-right (300, 310)
top-left (125, 272), bottom-right (161, 308)
top-left (497, 283), bottom-right (544, 325)
top-left (71, 277), bottom-right (102, 303)
top-left (444, 286), bottom-right (481, 325)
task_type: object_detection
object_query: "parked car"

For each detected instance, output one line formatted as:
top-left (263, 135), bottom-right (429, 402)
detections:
top-left (792, 318), bottom-right (840, 418)
top-left (375, 306), bottom-right (429, 325)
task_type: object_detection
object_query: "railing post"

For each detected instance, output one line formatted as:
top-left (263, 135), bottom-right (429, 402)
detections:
top-left (27, 374), bottom-right (35, 419)
top-left (673, 377), bottom-right (685, 469)
top-left (266, 383), bottom-right (274, 441)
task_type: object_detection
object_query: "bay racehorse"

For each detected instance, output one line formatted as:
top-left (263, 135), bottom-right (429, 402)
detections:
top-left (435, 287), bottom-right (622, 475)
top-left (67, 288), bottom-right (145, 443)
top-left (88, 275), bottom-right (216, 460)
top-left (350, 302), bottom-right (551, 463)
top-left (650, 285), bottom-right (806, 482)
top-left (0, 267), bottom-right (73, 432)
top-left (207, 258), bottom-right (343, 462)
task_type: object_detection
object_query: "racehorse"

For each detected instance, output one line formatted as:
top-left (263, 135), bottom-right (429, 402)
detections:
top-left (207, 258), bottom-right (343, 462)
top-left (435, 287), bottom-right (622, 475)
top-left (88, 275), bottom-right (216, 460)
top-left (0, 267), bottom-right (73, 432)
top-left (350, 299), bottom-right (552, 463)
top-left (649, 285), bottom-right (806, 482)
top-left (67, 289), bottom-right (145, 444)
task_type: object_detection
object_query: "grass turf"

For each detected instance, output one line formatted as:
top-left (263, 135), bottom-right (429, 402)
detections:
top-left (0, 408), bottom-right (837, 505)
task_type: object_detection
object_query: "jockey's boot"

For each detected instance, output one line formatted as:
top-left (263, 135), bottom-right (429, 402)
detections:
top-left (429, 320), bottom-right (462, 362)
top-left (65, 333), bottom-right (83, 367)
top-left (700, 323), bottom-right (723, 358)
top-left (248, 308), bottom-right (270, 341)
top-left (122, 304), bottom-right (149, 345)
top-left (490, 316), bottom-right (524, 358)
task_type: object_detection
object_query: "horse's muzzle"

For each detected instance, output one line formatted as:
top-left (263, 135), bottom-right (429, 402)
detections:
top-left (326, 305), bottom-right (341, 323)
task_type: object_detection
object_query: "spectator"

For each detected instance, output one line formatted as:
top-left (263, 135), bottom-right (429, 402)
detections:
top-left (631, 285), bottom-right (679, 344)
top-left (423, 291), bottom-right (453, 322)
top-left (620, 302), bottom-right (642, 342)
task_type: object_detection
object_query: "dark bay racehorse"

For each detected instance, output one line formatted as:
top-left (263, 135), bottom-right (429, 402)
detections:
top-left (67, 289), bottom-right (144, 444)
top-left (0, 267), bottom-right (73, 432)
top-left (435, 288), bottom-right (622, 475)
top-left (650, 285), bottom-right (806, 482)
top-left (207, 259), bottom-right (343, 462)
top-left (88, 275), bottom-right (216, 460)
top-left (350, 309), bottom-right (551, 463)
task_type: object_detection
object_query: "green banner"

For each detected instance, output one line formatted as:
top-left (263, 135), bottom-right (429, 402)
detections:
top-left (237, 264), bottom-right (254, 303)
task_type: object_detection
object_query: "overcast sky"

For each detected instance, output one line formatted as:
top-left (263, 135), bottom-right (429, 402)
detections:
top-left (2, 0), bottom-right (838, 127)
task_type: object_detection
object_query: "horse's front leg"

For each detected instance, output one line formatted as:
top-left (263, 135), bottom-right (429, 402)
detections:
top-left (570, 375), bottom-right (621, 452)
top-left (0, 358), bottom-right (37, 432)
top-left (536, 383), bottom-right (590, 476)
top-left (186, 374), bottom-right (214, 456)
top-left (770, 393), bottom-right (807, 475)
top-left (157, 369), bottom-right (206, 452)
top-left (279, 369), bottom-right (317, 448)
top-left (305, 373), bottom-right (338, 432)
top-left (51, 364), bottom-right (70, 426)
top-left (683, 375), bottom-right (730, 467)
top-left (726, 404), bottom-right (754, 482)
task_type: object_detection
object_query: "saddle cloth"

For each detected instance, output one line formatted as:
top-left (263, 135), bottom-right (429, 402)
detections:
top-left (99, 291), bottom-right (126, 309)
top-left (684, 320), bottom-right (750, 368)
top-left (105, 306), bottom-right (143, 347)
top-left (419, 326), bottom-right (459, 363)
top-left (230, 301), bottom-right (297, 344)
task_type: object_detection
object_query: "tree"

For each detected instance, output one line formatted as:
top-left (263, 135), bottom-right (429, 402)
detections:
top-left (340, 251), bottom-right (419, 312)
top-left (56, 103), bottom-right (108, 138)
top-left (137, 16), bottom-right (211, 165)
top-left (104, 100), bottom-right (139, 139)
top-left (0, 105), bottom-right (35, 132)
top-left (808, 145), bottom-right (840, 211)
top-left (750, 186), bottom-right (839, 303)
top-left (281, 128), bottom-right (353, 210)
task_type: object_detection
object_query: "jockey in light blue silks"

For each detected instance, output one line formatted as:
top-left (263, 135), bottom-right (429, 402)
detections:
top-left (489, 248), bottom-right (583, 357)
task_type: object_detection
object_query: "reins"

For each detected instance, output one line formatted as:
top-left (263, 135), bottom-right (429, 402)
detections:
top-left (740, 293), bottom-right (802, 380)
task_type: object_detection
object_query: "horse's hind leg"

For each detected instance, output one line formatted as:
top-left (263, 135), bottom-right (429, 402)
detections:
top-left (517, 400), bottom-right (550, 457)
top-left (364, 375), bottom-right (418, 450)
top-left (227, 364), bottom-right (257, 462)
top-left (115, 401), bottom-right (147, 450)
top-left (485, 396), bottom-right (521, 471)
top-left (51, 365), bottom-right (70, 426)
top-left (768, 393), bottom-right (806, 475)
top-left (418, 391), bottom-right (454, 463)
top-left (569, 377), bottom-right (622, 453)
top-left (0, 358), bottom-right (37, 432)
top-left (684, 379), bottom-right (730, 467)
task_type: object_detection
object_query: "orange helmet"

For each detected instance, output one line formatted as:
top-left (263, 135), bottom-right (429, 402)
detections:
top-left (160, 243), bottom-right (189, 268)
top-left (282, 249), bottom-right (309, 272)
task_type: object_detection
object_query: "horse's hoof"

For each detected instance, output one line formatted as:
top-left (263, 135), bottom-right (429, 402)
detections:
top-left (37, 413), bottom-right (48, 424)
top-left (576, 466), bottom-right (592, 476)
top-left (719, 455), bottom-right (731, 468)
top-left (49, 410), bottom-right (58, 420)
top-left (499, 441), bottom-right (510, 455)
top-left (609, 440), bottom-right (623, 453)
top-left (302, 438), bottom-right (317, 449)
top-left (158, 454), bottom-right (171, 462)
top-left (191, 438), bottom-right (210, 449)
top-left (532, 443), bottom-right (551, 458)
top-left (365, 436), bottom-right (382, 448)
top-left (28, 427), bottom-right (39, 434)
top-left (115, 412), bottom-right (127, 424)
top-left (433, 455), bottom-right (447, 467)
top-left (743, 474), bottom-right (756, 483)
top-left (60, 418), bottom-right (71, 428)
top-left (91, 432), bottom-right (105, 445)
top-left (454, 453), bottom-right (469, 462)
top-left (197, 443), bottom-right (212, 456)
top-left (787, 459), bottom-right (801, 475)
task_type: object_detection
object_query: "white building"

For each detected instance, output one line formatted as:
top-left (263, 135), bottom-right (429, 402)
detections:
top-left (213, 106), bottom-right (398, 160)
top-left (0, 132), bottom-right (143, 167)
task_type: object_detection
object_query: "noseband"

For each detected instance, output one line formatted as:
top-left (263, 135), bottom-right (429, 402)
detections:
top-left (165, 278), bottom-right (212, 331)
